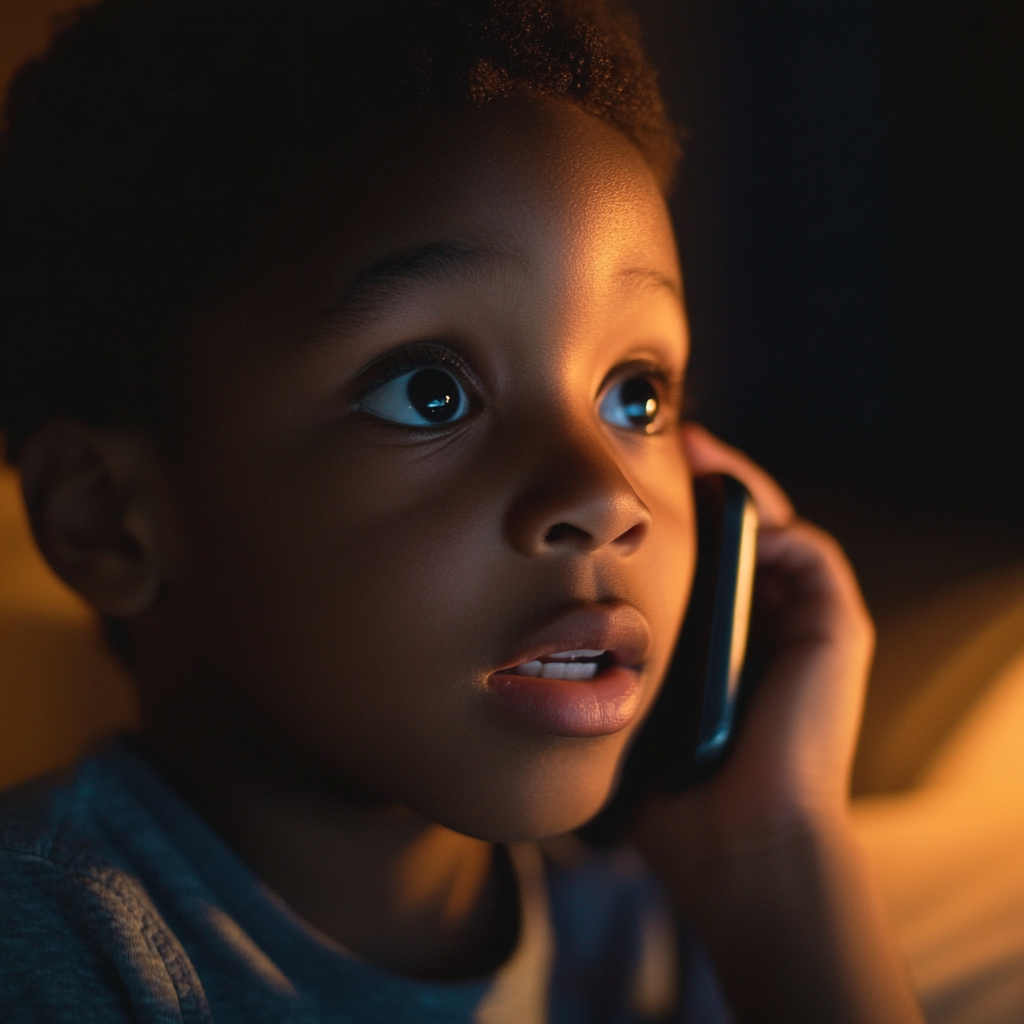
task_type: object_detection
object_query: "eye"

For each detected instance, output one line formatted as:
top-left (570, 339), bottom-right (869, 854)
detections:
top-left (599, 375), bottom-right (663, 433)
top-left (360, 366), bottom-right (469, 427)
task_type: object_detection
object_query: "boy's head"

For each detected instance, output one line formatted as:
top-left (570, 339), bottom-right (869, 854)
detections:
top-left (0, 0), bottom-right (694, 840)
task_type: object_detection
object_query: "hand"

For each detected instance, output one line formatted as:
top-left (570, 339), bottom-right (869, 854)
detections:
top-left (630, 424), bottom-right (922, 1024)
top-left (636, 422), bottom-right (874, 858)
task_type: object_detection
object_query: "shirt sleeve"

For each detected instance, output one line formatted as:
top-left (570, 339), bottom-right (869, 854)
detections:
top-left (1, 850), bottom-right (212, 1024)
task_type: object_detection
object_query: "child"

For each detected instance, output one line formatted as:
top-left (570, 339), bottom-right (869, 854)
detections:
top-left (0, 1), bottom-right (923, 1020)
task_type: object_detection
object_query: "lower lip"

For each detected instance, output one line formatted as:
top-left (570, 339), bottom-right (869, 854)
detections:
top-left (486, 666), bottom-right (642, 737)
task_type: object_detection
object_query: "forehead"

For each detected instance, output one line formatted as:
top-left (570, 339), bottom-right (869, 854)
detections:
top-left (175, 100), bottom-right (685, 405)
top-left (255, 101), bottom-right (681, 331)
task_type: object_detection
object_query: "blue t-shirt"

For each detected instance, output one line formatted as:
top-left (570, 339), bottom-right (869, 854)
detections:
top-left (0, 746), bottom-right (729, 1023)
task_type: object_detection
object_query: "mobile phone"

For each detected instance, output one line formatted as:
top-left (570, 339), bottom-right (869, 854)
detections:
top-left (579, 473), bottom-right (759, 846)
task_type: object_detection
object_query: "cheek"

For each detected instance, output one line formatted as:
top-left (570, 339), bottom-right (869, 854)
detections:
top-left (200, 473), bottom-right (487, 686)
top-left (179, 450), bottom-right (509, 767)
top-left (626, 442), bottom-right (696, 708)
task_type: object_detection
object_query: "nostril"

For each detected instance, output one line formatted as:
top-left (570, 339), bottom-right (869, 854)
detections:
top-left (614, 522), bottom-right (647, 549)
top-left (544, 522), bottom-right (591, 546)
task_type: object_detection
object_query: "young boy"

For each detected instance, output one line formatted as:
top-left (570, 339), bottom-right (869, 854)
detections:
top-left (0, 1), bottom-right (923, 1020)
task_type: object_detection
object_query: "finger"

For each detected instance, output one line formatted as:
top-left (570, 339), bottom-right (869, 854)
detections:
top-left (680, 422), bottom-right (795, 528)
top-left (755, 519), bottom-right (874, 650)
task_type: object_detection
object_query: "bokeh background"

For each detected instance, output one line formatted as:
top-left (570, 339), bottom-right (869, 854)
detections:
top-left (8, 0), bottom-right (1020, 789)
top-left (1, 4), bottom-right (1022, 1018)
top-left (1, 0), bottom-right (1022, 793)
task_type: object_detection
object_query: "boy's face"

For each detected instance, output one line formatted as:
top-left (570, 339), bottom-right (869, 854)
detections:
top-left (161, 100), bottom-right (693, 841)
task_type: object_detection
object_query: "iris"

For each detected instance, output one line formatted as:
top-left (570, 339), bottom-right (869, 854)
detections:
top-left (600, 376), bottom-right (660, 432)
top-left (620, 378), bottom-right (658, 428)
top-left (407, 368), bottom-right (461, 423)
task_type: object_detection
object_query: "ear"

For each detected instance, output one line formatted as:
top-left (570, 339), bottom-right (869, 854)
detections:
top-left (19, 419), bottom-right (171, 617)
top-left (680, 421), bottom-right (795, 529)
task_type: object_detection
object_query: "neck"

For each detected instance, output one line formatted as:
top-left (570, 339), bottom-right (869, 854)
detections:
top-left (134, 730), bottom-right (519, 980)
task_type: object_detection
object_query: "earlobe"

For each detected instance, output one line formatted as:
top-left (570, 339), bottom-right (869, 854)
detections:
top-left (19, 420), bottom-right (168, 617)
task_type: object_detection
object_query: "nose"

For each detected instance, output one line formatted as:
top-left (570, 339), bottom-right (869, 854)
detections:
top-left (505, 427), bottom-right (652, 558)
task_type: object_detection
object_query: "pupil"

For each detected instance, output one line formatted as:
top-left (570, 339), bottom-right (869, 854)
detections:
top-left (407, 368), bottom-right (460, 422)
top-left (621, 378), bottom-right (658, 427)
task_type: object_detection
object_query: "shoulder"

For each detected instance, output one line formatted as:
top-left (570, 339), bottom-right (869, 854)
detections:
top-left (0, 766), bottom-right (130, 1019)
top-left (0, 759), bottom-right (140, 919)
top-left (0, 762), bottom-right (81, 845)
top-left (0, 759), bottom-right (211, 1023)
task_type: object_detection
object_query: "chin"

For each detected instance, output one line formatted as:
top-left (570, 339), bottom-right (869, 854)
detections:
top-left (422, 754), bottom-right (623, 844)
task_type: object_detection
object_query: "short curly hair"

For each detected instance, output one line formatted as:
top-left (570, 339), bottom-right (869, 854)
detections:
top-left (0, 0), bottom-right (679, 459)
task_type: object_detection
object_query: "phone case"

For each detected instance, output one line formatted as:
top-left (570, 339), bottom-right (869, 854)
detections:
top-left (579, 473), bottom-right (759, 845)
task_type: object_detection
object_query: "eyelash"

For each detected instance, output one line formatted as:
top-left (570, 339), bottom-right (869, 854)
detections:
top-left (352, 344), bottom-right (685, 428)
top-left (604, 363), bottom-right (683, 415)
top-left (353, 342), bottom-right (477, 406)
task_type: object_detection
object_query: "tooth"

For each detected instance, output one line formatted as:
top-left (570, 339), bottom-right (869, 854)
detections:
top-left (541, 662), bottom-right (567, 679)
top-left (547, 649), bottom-right (605, 660)
top-left (563, 661), bottom-right (594, 680)
top-left (517, 661), bottom-right (543, 677)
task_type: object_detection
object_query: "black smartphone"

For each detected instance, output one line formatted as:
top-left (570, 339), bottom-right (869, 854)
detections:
top-left (579, 473), bottom-right (759, 845)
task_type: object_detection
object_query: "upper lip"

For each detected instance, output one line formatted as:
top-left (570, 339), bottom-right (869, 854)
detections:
top-left (493, 603), bottom-right (651, 675)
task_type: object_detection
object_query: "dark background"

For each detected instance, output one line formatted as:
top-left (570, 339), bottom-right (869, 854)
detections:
top-left (629, 0), bottom-right (1024, 623)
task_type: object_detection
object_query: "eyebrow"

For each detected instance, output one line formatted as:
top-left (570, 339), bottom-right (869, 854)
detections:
top-left (315, 241), bottom-right (503, 338)
top-left (314, 242), bottom-right (681, 340)
top-left (616, 265), bottom-right (681, 301)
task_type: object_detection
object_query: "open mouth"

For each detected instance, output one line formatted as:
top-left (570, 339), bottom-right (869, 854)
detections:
top-left (487, 605), bottom-right (649, 736)
top-left (511, 649), bottom-right (612, 681)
